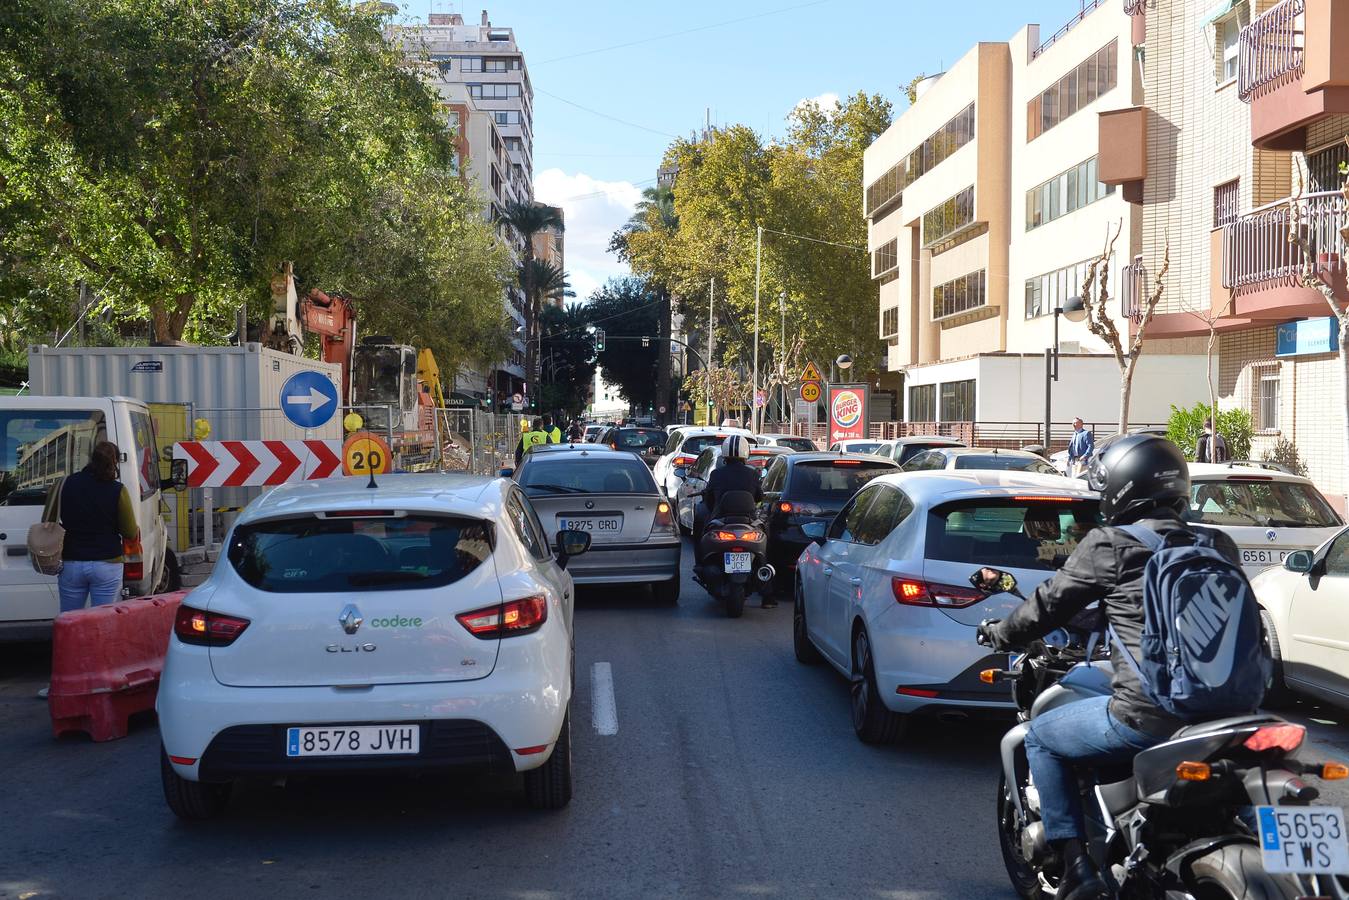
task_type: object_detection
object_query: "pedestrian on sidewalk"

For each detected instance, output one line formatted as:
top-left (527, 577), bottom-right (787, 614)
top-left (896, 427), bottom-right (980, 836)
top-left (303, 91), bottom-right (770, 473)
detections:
top-left (1066, 417), bottom-right (1094, 477)
top-left (1195, 417), bottom-right (1229, 463)
top-left (46, 441), bottom-right (140, 611)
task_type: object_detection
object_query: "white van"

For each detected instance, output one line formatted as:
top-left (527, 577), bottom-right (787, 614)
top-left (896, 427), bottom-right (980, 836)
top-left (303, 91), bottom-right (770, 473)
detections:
top-left (0, 395), bottom-right (178, 639)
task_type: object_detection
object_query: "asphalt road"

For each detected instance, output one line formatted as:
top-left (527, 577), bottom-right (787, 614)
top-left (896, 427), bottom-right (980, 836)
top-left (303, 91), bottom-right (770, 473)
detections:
top-left (2, 541), bottom-right (1348, 899)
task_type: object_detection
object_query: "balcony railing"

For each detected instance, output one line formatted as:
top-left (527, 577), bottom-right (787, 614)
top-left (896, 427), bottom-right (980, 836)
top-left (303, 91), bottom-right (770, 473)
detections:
top-left (1120, 254), bottom-right (1147, 323)
top-left (1031, 0), bottom-right (1109, 59)
top-left (1222, 190), bottom-right (1348, 288)
top-left (1238, 0), bottom-right (1305, 102)
top-left (1123, 0), bottom-right (1149, 14)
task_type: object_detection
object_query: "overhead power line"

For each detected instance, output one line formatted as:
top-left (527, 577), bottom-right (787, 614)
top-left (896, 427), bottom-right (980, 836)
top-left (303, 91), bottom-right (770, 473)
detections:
top-left (536, 88), bottom-right (680, 139)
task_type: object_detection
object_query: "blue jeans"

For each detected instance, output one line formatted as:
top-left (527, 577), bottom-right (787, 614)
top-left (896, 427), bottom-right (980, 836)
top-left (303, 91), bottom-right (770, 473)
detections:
top-left (1024, 695), bottom-right (1161, 841)
top-left (57, 560), bottom-right (123, 612)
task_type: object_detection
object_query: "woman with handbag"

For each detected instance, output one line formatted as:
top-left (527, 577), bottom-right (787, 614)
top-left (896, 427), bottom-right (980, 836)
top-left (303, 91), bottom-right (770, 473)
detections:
top-left (41, 441), bottom-right (141, 611)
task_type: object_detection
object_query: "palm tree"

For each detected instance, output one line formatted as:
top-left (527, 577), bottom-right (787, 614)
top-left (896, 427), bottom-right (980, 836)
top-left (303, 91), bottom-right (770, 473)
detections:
top-left (519, 259), bottom-right (575, 310)
top-left (622, 186), bottom-right (678, 424)
top-left (496, 200), bottom-right (565, 404)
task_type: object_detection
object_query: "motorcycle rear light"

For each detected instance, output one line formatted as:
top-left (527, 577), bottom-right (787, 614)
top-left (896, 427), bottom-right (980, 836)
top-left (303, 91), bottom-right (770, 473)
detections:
top-left (1321, 762), bottom-right (1348, 780)
top-left (737, 531), bottom-right (763, 541)
top-left (1175, 761), bottom-right (1211, 782)
top-left (174, 605), bottom-right (250, 647)
top-left (1244, 723), bottom-right (1305, 753)
top-left (713, 530), bottom-right (761, 542)
top-left (890, 577), bottom-right (984, 608)
top-left (456, 596), bottom-right (548, 639)
top-left (896, 687), bottom-right (938, 698)
top-left (979, 669), bottom-right (997, 684)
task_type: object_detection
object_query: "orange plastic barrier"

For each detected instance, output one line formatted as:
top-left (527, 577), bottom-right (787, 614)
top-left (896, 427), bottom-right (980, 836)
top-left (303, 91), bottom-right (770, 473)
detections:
top-left (49, 591), bottom-right (188, 742)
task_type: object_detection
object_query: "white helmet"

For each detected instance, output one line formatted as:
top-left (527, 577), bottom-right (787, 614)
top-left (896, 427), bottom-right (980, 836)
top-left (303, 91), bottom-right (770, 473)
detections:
top-left (722, 434), bottom-right (751, 462)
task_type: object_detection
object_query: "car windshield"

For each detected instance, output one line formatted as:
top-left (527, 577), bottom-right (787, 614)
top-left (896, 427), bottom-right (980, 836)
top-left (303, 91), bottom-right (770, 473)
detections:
top-left (227, 513), bottom-right (492, 593)
top-left (844, 442), bottom-right (881, 454)
top-left (0, 409), bottom-right (108, 505)
top-left (773, 437), bottom-right (817, 452)
top-left (612, 428), bottom-right (665, 449)
top-left (786, 459), bottom-right (893, 504)
top-left (1186, 479), bottom-right (1341, 528)
top-left (682, 434), bottom-right (740, 455)
top-left (519, 456), bottom-right (656, 495)
top-left (952, 454), bottom-right (1058, 474)
top-left (927, 499), bottom-right (1101, 572)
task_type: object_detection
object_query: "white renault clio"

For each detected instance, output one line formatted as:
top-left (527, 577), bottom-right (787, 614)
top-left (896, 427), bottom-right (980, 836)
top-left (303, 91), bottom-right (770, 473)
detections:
top-left (157, 474), bottom-right (589, 819)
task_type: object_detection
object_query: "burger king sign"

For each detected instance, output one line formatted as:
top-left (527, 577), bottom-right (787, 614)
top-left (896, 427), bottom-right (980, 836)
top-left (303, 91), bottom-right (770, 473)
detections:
top-left (828, 383), bottom-right (870, 444)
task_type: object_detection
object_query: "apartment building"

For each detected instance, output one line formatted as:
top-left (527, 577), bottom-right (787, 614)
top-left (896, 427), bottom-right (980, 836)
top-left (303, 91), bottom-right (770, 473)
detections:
top-left (1129, 0), bottom-right (1349, 505)
top-left (530, 206), bottom-right (566, 310)
top-left (864, 1), bottom-right (1210, 439)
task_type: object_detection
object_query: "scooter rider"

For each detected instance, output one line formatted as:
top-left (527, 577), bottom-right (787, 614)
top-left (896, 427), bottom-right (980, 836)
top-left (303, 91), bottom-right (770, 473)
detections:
top-left (975, 435), bottom-right (1241, 900)
top-left (698, 435), bottom-right (768, 602)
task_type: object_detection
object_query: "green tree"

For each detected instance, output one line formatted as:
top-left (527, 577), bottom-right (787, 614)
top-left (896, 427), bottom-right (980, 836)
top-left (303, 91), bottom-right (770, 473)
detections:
top-left (587, 277), bottom-right (662, 410)
top-left (538, 303), bottom-right (596, 417)
top-left (1166, 404), bottom-right (1253, 462)
top-left (614, 185), bottom-right (679, 424)
top-left (497, 201), bottom-right (565, 398)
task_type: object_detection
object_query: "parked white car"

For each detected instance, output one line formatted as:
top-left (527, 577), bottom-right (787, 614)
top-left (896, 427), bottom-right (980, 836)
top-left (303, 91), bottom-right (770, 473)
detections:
top-left (157, 473), bottom-right (589, 818)
top-left (825, 439), bottom-right (886, 456)
top-left (794, 470), bottom-right (1097, 743)
top-left (754, 433), bottom-right (818, 452)
top-left (1184, 462), bottom-right (1343, 578)
top-left (1251, 527), bottom-right (1349, 711)
top-left (873, 436), bottom-right (966, 466)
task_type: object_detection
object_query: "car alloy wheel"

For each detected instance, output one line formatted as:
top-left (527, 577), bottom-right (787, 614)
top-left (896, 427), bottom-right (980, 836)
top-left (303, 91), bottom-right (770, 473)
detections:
top-left (850, 629), bottom-right (904, 744)
top-left (793, 580), bottom-right (822, 665)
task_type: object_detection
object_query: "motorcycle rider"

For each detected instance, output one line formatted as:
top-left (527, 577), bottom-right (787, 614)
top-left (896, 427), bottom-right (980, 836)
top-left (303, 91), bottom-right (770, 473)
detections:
top-left (698, 435), bottom-right (769, 605)
top-left (976, 434), bottom-right (1242, 900)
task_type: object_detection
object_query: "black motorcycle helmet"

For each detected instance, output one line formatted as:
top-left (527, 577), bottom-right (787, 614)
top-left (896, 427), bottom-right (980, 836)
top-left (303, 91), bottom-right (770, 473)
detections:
top-left (1087, 433), bottom-right (1190, 525)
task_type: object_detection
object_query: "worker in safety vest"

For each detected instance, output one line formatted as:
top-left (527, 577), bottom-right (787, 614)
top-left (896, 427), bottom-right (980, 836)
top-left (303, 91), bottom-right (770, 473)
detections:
top-left (543, 414), bottom-right (563, 444)
top-left (516, 419), bottom-right (548, 465)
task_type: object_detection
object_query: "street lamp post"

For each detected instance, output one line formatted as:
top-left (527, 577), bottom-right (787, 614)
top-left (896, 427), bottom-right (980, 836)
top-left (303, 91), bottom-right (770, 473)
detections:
top-left (1044, 295), bottom-right (1087, 449)
top-left (752, 225), bottom-right (763, 433)
top-left (778, 290), bottom-right (787, 426)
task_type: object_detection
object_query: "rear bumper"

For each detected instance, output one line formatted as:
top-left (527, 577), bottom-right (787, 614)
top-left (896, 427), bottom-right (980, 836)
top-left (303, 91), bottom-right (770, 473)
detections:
top-left (867, 605), bottom-right (1015, 714)
top-left (567, 541), bottom-right (681, 584)
top-left (0, 619), bottom-right (54, 642)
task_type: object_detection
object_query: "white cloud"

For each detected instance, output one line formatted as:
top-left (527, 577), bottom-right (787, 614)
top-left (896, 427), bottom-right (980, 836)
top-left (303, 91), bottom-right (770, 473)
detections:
top-left (534, 168), bottom-right (642, 302)
top-left (793, 92), bottom-right (840, 117)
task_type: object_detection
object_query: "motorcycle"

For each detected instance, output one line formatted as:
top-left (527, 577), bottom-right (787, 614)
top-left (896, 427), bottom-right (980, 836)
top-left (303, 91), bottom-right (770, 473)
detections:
top-left (692, 489), bottom-right (773, 618)
top-left (973, 567), bottom-right (1349, 900)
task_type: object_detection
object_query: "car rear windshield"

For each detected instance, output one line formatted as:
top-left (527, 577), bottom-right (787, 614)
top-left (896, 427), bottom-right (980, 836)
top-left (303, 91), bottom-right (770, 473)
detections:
top-left (1187, 479), bottom-right (1341, 528)
top-left (227, 514), bottom-right (493, 593)
top-left (786, 459), bottom-right (893, 504)
top-left (612, 428), bottom-right (666, 449)
top-left (926, 498), bottom-right (1101, 572)
top-left (774, 437), bottom-right (817, 452)
top-left (952, 454), bottom-right (1058, 475)
top-left (844, 442), bottom-right (881, 454)
top-left (519, 456), bottom-right (657, 496)
top-left (682, 434), bottom-right (742, 455)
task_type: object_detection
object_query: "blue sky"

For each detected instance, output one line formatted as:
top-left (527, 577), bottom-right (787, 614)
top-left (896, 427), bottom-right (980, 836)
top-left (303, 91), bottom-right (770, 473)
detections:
top-left (410, 0), bottom-right (1100, 297)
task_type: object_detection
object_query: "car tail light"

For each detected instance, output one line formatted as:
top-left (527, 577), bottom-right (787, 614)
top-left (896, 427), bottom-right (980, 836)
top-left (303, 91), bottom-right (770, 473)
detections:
top-left (174, 605), bottom-right (250, 647)
top-left (778, 501), bottom-right (824, 516)
top-left (832, 459), bottom-right (862, 466)
top-left (674, 454), bottom-right (697, 467)
top-left (123, 537), bottom-right (143, 583)
top-left (456, 596), bottom-right (548, 639)
top-left (651, 500), bottom-right (677, 536)
top-left (1244, 723), bottom-right (1305, 753)
top-left (890, 577), bottom-right (984, 608)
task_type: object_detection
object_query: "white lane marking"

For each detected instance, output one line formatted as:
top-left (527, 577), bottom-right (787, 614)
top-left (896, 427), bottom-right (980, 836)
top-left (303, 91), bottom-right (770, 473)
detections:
top-left (591, 661), bottom-right (618, 736)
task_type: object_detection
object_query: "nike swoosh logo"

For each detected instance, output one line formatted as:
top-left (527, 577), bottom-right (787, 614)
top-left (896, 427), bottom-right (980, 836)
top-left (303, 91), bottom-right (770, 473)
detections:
top-left (1185, 576), bottom-right (1243, 685)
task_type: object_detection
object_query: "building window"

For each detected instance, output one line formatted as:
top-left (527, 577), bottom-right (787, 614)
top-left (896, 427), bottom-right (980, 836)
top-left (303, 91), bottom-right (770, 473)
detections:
top-left (909, 384), bottom-right (936, 422)
top-left (495, 110), bottom-right (521, 126)
top-left (922, 186), bottom-right (976, 248)
top-left (456, 56), bottom-right (484, 73)
top-left (939, 379), bottom-right (976, 422)
top-left (1256, 367), bottom-right (1281, 431)
top-left (1027, 40), bottom-right (1118, 141)
top-left (880, 306), bottom-right (899, 338)
top-left (932, 269), bottom-right (987, 320)
top-left (1026, 157), bottom-right (1114, 231)
top-left (1025, 254), bottom-right (1115, 319)
top-left (864, 103), bottom-right (974, 216)
top-left (469, 83), bottom-right (520, 100)
top-left (1308, 144), bottom-right (1349, 192)
top-left (1217, 14), bottom-right (1242, 84)
top-left (872, 239), bottom-right (898, 278)
top-left (1213, 179), bottom-right (1240, 228)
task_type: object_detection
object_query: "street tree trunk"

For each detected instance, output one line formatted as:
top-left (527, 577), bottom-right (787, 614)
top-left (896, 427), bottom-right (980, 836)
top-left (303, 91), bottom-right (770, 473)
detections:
top-left (656, 288), bottom-right (672, 425)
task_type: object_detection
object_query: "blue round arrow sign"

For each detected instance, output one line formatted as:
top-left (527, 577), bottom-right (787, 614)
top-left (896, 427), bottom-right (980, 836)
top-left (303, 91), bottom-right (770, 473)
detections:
top-left (280, 370), bottom-right (339, 429)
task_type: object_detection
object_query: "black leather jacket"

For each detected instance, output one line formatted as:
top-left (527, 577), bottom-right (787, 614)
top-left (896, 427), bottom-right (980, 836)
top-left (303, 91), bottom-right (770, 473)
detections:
top-left (987, 514), bottom-right (1241, 738)
top-left (703, 461), bottom-right (763, 519)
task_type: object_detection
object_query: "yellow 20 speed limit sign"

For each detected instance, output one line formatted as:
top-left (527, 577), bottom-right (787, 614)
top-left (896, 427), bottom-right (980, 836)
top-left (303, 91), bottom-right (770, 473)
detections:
top-left (342, 432), bottom-right (392, 476)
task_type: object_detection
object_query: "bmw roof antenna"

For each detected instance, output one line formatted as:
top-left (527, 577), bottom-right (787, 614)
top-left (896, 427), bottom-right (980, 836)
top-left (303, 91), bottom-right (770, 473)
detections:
top-left (364, 433), bottom-right (378, 490)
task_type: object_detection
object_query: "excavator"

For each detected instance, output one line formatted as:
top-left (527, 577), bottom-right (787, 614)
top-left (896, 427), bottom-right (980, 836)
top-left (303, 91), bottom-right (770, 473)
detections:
top-left (267, 265), bottom-right (445, 469)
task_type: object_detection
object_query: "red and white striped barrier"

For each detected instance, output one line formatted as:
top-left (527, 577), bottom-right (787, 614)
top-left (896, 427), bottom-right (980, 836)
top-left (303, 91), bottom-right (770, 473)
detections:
top-left (173, 440), bottom-right (342, 487)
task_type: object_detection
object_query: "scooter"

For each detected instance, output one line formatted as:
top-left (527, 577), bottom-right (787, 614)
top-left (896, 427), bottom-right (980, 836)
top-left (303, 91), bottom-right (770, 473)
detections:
top-left (974, 566), bottom-right (1349, 900)
top-left (693, 490), bottom-right (773, 618)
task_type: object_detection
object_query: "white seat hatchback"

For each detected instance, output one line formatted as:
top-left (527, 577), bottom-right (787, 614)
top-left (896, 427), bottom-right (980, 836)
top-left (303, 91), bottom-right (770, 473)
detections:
top-left (157, 473), bottom-right (589, 818)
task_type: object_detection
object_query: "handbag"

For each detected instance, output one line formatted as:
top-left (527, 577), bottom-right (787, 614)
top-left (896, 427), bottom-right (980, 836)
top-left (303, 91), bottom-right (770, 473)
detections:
top-left (27, 476), bottom-right (66, 576)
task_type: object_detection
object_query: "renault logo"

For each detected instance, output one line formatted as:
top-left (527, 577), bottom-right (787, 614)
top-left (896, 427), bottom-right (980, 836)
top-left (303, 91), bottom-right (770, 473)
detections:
top-left (339, 604), bottom-right (363, 635)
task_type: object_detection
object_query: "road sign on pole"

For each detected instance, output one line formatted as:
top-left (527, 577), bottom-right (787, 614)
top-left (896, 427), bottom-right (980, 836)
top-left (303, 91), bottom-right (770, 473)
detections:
top-left (800, 382), bottom-right (821, 403)
top-left (173, 440), bottom-right (342, 487)
top-left (800, 361), bottom-right (822, 383)
top-left (280, 371), bottom-right (339, 429)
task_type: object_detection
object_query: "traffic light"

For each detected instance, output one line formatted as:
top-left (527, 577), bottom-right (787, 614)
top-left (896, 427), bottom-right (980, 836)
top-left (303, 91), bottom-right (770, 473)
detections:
top-left (595, 328), bottom-right (605, 352)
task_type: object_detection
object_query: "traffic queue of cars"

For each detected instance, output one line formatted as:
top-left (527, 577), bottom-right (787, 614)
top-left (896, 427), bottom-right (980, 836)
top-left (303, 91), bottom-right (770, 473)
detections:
top-left (155, 421), bottom-right (1349, 822)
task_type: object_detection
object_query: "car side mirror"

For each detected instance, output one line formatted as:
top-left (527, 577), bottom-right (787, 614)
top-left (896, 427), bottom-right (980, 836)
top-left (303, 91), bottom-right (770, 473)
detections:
top-left (971, 567), bottom-right (1019, 596)
top-left (1284, 550), bottom-right (1315, 574)
top-left (499, 467), bottom-right (514, 478)
top-left (555, 529), bottom-right (591, 569)
top-left (169, 459), bottom-right (189, 492)
top-left (801, 521), bottom-right (827, 545)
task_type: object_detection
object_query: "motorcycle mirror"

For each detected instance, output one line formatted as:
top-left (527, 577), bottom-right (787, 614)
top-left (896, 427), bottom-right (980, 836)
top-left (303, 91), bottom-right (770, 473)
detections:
top-left (970, 567), bottom-right (1018, 596)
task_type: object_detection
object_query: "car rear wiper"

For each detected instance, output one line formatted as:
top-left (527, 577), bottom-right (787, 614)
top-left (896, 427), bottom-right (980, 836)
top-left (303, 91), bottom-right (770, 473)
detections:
top-left (347, 571), bottom-right (431, 586)
top-left (525, 483), bottom-right (587, 494)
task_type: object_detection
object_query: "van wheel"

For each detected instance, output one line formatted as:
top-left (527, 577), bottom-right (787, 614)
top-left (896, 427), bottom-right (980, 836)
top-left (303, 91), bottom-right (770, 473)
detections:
top-left (155, 550), bottom-right (182, 594)
top-left (524, 711), bottom-right (572, 810)
top-left (1260, 610), bottom-right (1295, 709)
top-left (160, 747), bottom-right (230, 820)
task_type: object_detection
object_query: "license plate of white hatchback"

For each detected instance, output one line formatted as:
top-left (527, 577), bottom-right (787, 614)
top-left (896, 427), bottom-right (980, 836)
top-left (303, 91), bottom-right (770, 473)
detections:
top-left (1257, 805), bottom-right (1349, 874)
top-left (286, 725), bottom-right (420, 758)
top-left (724, 552), bottom-right (753, 573)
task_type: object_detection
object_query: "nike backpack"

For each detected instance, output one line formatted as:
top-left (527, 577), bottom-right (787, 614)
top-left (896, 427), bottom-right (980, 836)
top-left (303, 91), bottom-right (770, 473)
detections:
top-left (1110, 524), bottom-right (1270, 720)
